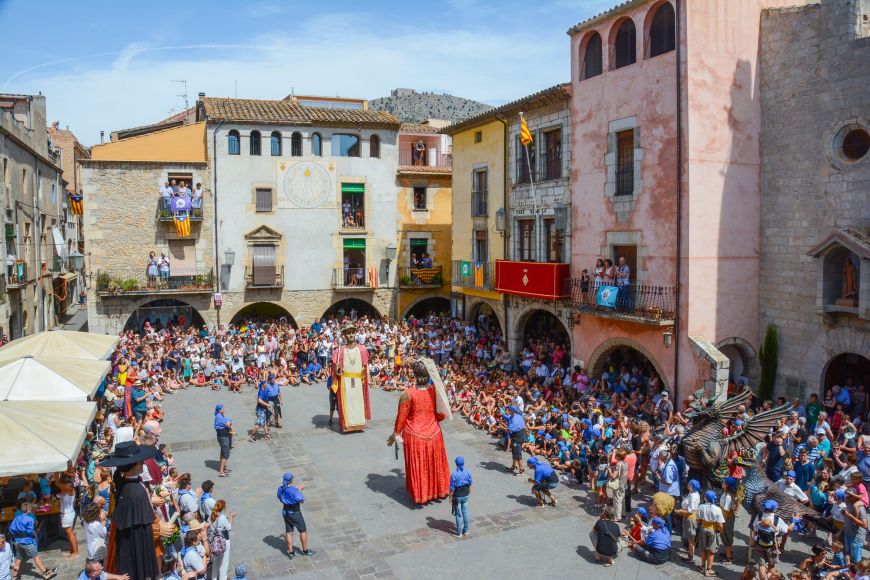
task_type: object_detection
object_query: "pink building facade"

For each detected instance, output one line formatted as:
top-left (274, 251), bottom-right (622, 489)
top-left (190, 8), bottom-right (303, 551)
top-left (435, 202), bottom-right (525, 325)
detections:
top-left (568, 0), bottom-right (797, 401)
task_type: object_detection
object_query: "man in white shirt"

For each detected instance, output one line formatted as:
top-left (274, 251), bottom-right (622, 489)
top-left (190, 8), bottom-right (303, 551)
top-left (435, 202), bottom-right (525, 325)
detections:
top-left (775, 471), bottom-right (809, 503)
top-left (696, 490), bottom-right (726, 576)
top-left (0, 533), bottom-right (13, 580)
top-left (676, 479), bottom-right (702, 561)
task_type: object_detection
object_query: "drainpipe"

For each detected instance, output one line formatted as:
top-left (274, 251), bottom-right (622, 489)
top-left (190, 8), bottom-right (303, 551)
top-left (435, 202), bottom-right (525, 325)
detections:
top-left (494, 114), bottom-right (509, 352)
top-left (211, 120), bottom-right (224, 328)
top-left (674, 0), bottom-right (684, 399)
top-left (34, 160), bottom-right (43, 332)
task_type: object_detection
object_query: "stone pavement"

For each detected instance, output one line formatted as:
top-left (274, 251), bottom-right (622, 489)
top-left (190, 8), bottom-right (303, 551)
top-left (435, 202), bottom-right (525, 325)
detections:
top-left (21, 381), bottom-right (819, 579)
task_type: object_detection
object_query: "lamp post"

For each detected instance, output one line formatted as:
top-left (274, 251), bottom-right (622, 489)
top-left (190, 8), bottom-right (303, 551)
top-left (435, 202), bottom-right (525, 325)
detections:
top-left (68, 250), bottom-right (84, 272)
top-left (224, 247), bottom-right (235, 267)
top-left (385, 243), bottom-right (397, 261)
top-left (495, 208), bottom-right (506, 238)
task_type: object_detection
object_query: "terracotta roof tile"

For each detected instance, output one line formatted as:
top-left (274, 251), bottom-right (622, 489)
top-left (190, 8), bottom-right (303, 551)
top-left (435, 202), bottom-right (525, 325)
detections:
top-left (397, 165), bottom-right (452, 174)
top-left (199, 97), bottom-right (400, 129)
top-left (399, 122), bottom-right (442, 133)
top-left (567, 0), bottom-right (645, 35)
top-left (442, 84), bottom-right (571, 135)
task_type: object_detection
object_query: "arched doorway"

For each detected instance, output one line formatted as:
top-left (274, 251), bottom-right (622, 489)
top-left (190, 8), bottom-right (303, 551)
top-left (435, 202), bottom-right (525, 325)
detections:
top-left (587, 338), bottom-right (671, 395)
top-left (823, 353), bottom-right (870, 392)
top-left (125, 299), bottom-right (205, 333)
top-left (467, 301), bottom-right (503, 337)
top-left (404, 297), bottom-right (450, 319)
top-left (520, 310), bottom-right (570, 348)
top-left (718, 337), bottom-right (760, 388)
top-left (322, 298), bottom-right (380, 322)
top-left (230, 302), bottom-right (296, 327)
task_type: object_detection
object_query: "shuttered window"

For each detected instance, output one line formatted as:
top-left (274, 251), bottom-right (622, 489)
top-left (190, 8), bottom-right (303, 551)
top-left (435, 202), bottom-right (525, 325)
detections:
top-left (255, 188), bottom-right (272, 212)
top-left (252, 244), bottom-right (276, 286)
top-left (168, 240), bottom-right (196, 276)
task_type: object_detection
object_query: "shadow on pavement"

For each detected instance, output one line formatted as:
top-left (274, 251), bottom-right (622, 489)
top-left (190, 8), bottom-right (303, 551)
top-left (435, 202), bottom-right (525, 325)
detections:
top-left (477, 460), bottom-right (511, 473)
top-left (204, 459), bottom-right (221, 472)
top-left (365, 470), bottom-right (421, 509)
top-left (575, 544), bottom-right (601, 564)
top-left (425, 516), bottom-right (454, 533)
top-left (261, 533), bottom-right (289, 556)
top-left (506, 494), bottom-right (539, 507)
top-left (310, 414), bottom-right (338, 430)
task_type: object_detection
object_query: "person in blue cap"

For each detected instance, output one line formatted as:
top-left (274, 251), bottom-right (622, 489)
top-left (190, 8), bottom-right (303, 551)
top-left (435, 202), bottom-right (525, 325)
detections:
top-left (527, 457), bottom-right (559, 507)
top-left (505, 406), bottom-right (526, 475)
top-left (277, 472), bottom-right (314, 559)
top-left (751, 499), bottom-right (800, 565)
top-left (696, 490), bottom-right (725, 575)
top-left (449, 456), bottom-right (473, 537)
top-left (248, 381), bottom-right (272, 442)
top-left (676, 479), bottom-right (701, 561)
top-left (627, 516), bottom-right (671, 565)
top-left (213, 404), bottom-right (233, 478)
top-left (719, 476), bottom-right (739, 563)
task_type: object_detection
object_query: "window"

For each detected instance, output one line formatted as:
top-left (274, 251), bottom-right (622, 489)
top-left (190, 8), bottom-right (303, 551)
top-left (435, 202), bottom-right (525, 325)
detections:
top-left (612, 244), bottom-right (637, 283)
top-left (545, 218), bottom-right (564, 262)
top-left (473, 230), bottom-right (488, 263)
top-left (252, 244), bottom-right (277, 286)
top-left (413, 187), bottom-right (427, 210)
top-left (341, 183), bottom-right (365, 229)
top-left (270, 131), bottom-right (282, 156)
top-left (613, 19), bottom-right (637, 69)
top-left (474, 131), bottom-right (482, 143)
top-left (648, 2), bottom-right (676, 57)
top-left (311, 133), bottom-right (322, 156)
top-left (228, 130), bottom-right (240, 155)
top-left (333, 134), bottom-right (360, 157)
top-left (516, 136), bottom-right (536, 184)
top-left (168, 240), bottom-right (196, 276)
top-left (472, 169), bottom-right (488, 216)
top-left (291, 132), bottom-right (302, 157)
top-left (249, 130), bottom-right (261, 156)
top-left (255, 188), bottom-right (273, 212)
top-left (843, 128), bottom-right (870, 161)
top-left (370, 134), bottom-right (380, 158)
top-left (519, 219), bottom-right (536, 261)
top-left (542, 129), bottom-right (561, 180)
top-left (581, 32), bottom-right (603, 79)
top-left (410, 238), bottom-right (428, 266)
top-left (616, 130), bottom-right (635, 196)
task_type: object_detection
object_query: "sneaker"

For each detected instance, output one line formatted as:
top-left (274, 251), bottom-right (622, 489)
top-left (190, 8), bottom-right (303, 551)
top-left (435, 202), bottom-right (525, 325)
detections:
top-left (301, 549), bottom-right (316, 557)
top-left (453, 531), bottom-right (464, 537)
top-left (43, 569), bottom-right (57, 580)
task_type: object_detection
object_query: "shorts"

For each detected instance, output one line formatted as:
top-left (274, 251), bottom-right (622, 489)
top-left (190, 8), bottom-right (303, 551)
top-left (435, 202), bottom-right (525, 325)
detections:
top-left (61, 509), bottom-right (75, 528)
top-left (133, 410), bottom-right (145, 421)
top-left (256, 407), bottom-right (270, 427)
top-left (755, 545), bottom-right (778, 565)
top-left (217, 435), bottom-right (231, 459)
top-left (283, 510), bottom-right (307, 533)
top-left (533, 481), bottom-right (558, 492)
top-left (510, 431), bottom-right (525, 461)
top-left (682, 517), bottom-right (698, 543)
top-left (15, 542), bottom-right (38, 561)
top-left (696, 527), bottom-right (721, 554)
top-left (160, 270), bottom-right (169, 279)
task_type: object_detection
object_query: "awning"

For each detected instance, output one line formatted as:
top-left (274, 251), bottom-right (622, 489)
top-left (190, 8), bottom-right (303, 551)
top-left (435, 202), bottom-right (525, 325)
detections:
top-left (343, 238), bottom-right (366, 249)
top-left (51, 226), bottom-right (67, 260)
top-left (0, 330), bottom-right (119, 361)
top-left (341, 183), bottom-right (365, 193)
top-left (59, 272), bottom-right (77, 282)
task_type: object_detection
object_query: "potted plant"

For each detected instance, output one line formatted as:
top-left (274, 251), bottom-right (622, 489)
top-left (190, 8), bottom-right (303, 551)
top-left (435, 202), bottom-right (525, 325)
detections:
top-left (399, 274), bottom-right (411, 286)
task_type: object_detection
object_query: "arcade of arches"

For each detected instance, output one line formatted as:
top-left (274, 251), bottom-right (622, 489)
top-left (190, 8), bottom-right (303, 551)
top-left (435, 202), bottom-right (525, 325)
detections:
top-left (405, 296), bottom-right (450, 319)
top-left (322, 298), bottom-right (381, 321)
top-left (587, 341), bottom-right (670, 395)
top-left (125, 299), bottom-right (205, 332)
top-left (230, 302), bottom-right (297, 327)
top-left (824, 352), bottom-right (870, 392)
top-left (468, 302), bottom-right (503, 335)
top-left (520, 310), bottom-right (569, 350)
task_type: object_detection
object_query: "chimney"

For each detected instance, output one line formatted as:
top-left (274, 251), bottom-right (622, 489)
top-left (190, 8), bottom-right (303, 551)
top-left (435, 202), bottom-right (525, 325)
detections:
top-left (198, 92), bottom-right (205, 99)
top-left (100, 131), bottom-right (104, 144)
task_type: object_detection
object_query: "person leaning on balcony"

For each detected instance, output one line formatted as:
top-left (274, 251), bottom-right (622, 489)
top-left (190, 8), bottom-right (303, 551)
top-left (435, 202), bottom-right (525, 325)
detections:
top-left (159, 253), bottom-right (170, 286)
top-left (160, 181), bottom-right (172, 212)
top-left (192, 183), bottom-right (203, 210)
top-left (603, 259), bottom-right (616, 285)
top-left (616, 257), bottom-right (630, 287)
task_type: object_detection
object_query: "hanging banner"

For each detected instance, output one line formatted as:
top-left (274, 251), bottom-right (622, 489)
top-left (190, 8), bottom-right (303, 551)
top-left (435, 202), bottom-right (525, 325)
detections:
top-left (459, 261), bottom-right (471, 278)
top-left (595, 285), bottom-right (619, 308)
top-left (174, 214), bottom-right (191, 238)
top-left (68, 193), bottom-right (83, 215)
top-left (171, 196), bottom-right (190, 213)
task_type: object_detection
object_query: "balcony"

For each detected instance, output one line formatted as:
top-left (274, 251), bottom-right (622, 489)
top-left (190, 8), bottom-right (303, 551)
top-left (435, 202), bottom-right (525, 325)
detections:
top-left (471, 191), bottom-right (488, 217)
top-left (452, 260), bottom-right (495, 291)
top-left (495, 260), bottom-right (569, 300)
top-left (398, 265), bottom-right (443, 288)
top-left (332, 267), bottom-right (376, 291)
top-left (567, 280), bottom-right (676, 325)
top-left (340, 209), bottom-right (366, 232)
top-left (398, 149), bottom-right (452, 171)
top-left (245, 265), bottom-right (284, 288)
top-left (96, 268), bottom-right (214, 296)
top-left (7, 261), bottom-right (27, 289)
top-left (157, 197), bottom-right (204, 222)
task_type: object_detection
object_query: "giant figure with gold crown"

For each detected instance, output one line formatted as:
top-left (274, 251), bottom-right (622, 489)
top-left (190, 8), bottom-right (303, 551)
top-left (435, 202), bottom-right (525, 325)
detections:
top-left (329, 322), bottom-right (372, 432)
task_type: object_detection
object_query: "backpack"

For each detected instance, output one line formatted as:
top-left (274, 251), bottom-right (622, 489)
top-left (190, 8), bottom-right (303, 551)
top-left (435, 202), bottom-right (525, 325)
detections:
top-left (756, 517), bottom-right (780, 548)
top-left (208, 523), bottom-right (226, 556)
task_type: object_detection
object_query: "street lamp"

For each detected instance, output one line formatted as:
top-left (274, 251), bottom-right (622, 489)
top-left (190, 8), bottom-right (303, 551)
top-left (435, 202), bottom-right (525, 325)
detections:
top-left (495, 208), bottom-right (506, 238)
top-left (662, 327), bottom-right (674, 348)
top-left (385, 243), bottom-right (397, 261)
top-left (68, 250), bottom-right (84, 271)
top-left (224, 248), bottom-right (235, 267)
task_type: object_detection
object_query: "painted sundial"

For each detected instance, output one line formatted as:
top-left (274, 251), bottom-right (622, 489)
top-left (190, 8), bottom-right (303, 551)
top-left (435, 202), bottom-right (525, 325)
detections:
top-left (283, 162), bottom-right (331, 208)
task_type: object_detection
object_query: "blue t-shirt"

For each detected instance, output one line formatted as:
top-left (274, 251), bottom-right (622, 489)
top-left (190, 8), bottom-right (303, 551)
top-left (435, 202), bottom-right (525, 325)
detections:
top-left (8, 513), bottom-right (36, 544)
top-left (277, 484), bottom-right (304, 508)
top-left (449, 469), bottom-right (473, 492)
top-left (644, 528), bottom-right (672, 550)
top-left (131, 387), bottom-right (148, 412)
top-left (214, 414), bottom-right (231, 431)
top-left (257, 386), bottom-right (270, 404)
top-left (266, 383), bottom-right (280, 401)
top-left (508, 413), bottom-right (525, 433)
top-left (533, 462), bottom-right (555, 483)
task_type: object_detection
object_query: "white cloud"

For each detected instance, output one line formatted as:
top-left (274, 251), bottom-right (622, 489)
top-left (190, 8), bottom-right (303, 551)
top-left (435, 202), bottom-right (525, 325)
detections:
top-left (6, 14), bottom-right (569, 145)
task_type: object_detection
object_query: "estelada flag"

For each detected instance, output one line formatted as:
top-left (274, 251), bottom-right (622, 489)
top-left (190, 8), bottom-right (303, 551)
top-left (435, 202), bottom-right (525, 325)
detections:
top-left (174, 214), bottom-right (190, 238)
top-left (519, 113), bottom-right (533, 146)
top-left (474, 263), bottom-right (484, 287)
top-left (68, 192), bottom-right (83, 215)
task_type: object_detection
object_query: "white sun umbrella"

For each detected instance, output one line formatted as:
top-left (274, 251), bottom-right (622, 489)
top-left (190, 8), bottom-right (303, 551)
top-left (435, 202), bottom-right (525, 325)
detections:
top-left (0, 400), bottom-right (97, 476)
top-left (0, 356), bottom-right (111, 401)
top-left (0, 330), bottom-right (119, 361)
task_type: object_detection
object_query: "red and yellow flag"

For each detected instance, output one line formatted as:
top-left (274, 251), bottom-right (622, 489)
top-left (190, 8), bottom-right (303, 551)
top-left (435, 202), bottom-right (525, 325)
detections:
top-left (68, 192), bottom-right (83, 215)
top-left (519, 113), bottom-right (533, 146)
top-left (174, 214), bottom-right (190, 238)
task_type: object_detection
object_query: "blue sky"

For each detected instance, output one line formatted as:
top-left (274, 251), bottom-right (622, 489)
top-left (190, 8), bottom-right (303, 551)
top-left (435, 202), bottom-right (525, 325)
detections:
top-left (0, 0), bottom-right (615, 145)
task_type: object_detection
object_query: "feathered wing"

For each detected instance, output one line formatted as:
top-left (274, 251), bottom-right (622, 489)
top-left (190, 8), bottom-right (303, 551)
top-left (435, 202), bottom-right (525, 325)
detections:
top-left (685, 387), bottom-right (753, 422)
top-left (722, 402), bottom-right (792, 453)
top-left (752, 483), bottom-right (833, 532)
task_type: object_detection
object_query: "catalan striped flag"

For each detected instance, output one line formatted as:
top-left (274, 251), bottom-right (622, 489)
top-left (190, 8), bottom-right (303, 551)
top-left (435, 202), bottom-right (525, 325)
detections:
top-left (174, 214), bottom-right (191, 238)
top-left (474, 263), bottom-right (484, 287)
top-left (519, 112), bottom-right (533, 146)
top-left (68, 192), bottom-right (83, 215)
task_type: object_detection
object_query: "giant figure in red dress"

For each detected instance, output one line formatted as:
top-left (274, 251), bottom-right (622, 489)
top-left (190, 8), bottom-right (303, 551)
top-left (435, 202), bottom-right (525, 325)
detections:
top-left (387, 358), bottom-right (451, 504)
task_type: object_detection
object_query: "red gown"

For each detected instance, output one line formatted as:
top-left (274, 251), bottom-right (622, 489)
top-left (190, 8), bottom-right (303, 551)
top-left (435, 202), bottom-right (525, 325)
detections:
top-left (393, 386), bottom-right (450, 504)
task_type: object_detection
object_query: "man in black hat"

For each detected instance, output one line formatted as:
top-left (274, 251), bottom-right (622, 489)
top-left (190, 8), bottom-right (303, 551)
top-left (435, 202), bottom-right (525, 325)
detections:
top-left (100, 441), bottom-right (160, 579)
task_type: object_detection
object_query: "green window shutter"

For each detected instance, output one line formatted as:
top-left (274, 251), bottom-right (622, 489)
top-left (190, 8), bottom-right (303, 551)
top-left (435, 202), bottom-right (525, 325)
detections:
top-left (410, 239), bottom-right (428, 247)
top-left (343, 238), bottom-right (366, 249)
top-left (341, 183), bottom-right (365, 193)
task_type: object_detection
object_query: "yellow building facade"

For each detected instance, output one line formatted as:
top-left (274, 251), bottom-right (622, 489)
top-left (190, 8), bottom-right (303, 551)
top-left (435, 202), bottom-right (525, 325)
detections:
top-left (444, 117), bottom-right (506, 333)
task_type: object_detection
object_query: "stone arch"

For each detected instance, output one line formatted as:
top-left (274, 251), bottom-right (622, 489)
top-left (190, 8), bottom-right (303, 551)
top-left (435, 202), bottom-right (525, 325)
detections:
top-left (402, 295), bottom-right (450, 319)
top-left (586, 336), bottom-right (671, 394)
top-left (465, 298), bottom-right (505, 335)
top-left (717, 336), bottom-right (760, 387)
top-left (322, 297), bottom-right (383, 322)
top-left (513, 306), bottom-right (572, 350)
top-left (124, 298), bottom-right (206, 332)
top-left (822, 353), bottom-right (870, 393)
top-left (228, 302), bottom-right (297, 327)
top-left (801, 325), bottom-right (870, 395)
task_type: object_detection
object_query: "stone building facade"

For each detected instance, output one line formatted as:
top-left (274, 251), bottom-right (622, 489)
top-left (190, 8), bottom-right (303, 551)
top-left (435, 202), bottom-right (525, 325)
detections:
top-left (759, 0), bottom-right (870, 398)
top-left (0, 94), bottom-right (68, 337)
